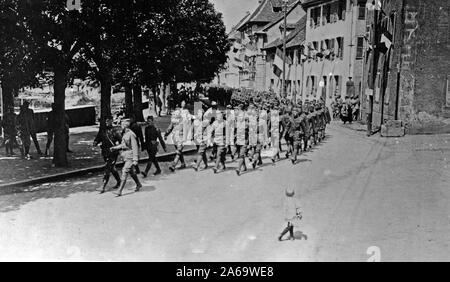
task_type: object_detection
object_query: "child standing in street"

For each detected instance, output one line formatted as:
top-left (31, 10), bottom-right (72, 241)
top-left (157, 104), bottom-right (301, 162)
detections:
top-left (278, 188), bottom-right (302, 241)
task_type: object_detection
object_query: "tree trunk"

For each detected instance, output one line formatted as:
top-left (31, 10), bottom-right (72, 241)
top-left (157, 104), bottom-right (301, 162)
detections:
top-left (99, 73), bottom-right (112, 130)
top-left (124, 84), bottom-right (133, 118)
top-left (53, 66), bottom-right (69, 167)
top-left (1, 79), bottom-right (15, 112)
top-left (152, 85), bottom-right (158, 113)
top-left (133, 84), bottom-right (144, 122)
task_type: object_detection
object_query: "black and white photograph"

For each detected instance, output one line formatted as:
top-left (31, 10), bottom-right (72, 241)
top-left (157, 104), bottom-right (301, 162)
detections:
top-left (0, 0), bottom-right (449, 263)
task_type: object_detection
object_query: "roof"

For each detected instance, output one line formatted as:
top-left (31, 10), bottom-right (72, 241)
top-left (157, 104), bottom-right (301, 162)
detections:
top-left (228, 12), bottom-right (252, 39)
top-left (260, 0), bottom-right (301, 32)
top-left (262, 16), bottom-right (307, 50)
top-left (301, 0), bottom-right (331, 9)
top-left (238, 0), bottom-right (298, 30)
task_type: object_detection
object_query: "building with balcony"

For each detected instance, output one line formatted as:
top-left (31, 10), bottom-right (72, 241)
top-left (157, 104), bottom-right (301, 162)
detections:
top-left (301, 0), bottom-right (368, 107)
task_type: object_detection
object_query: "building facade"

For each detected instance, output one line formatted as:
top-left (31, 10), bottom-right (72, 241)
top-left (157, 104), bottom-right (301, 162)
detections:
top-left (361, 0), bottom-right (450, 134)
top-left (301, 0), bottom-right (368, 108)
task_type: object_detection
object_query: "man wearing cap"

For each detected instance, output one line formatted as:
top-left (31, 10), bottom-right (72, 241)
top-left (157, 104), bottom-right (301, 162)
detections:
top-left (235, 105), bottom-right (249, 176)
top-left (211, 111), bottom-right (227, 173)
top-left (247, 105), bottom-right (261, 169)
top-left (141, 116), bottom-right (166, 178)
top-left (18, 101), bottom-right (42, 158)
top-left (290, 108), bottom-right (307, 164)
top-left (110, 118), bottom-right (142, 197)
top-left (93, 116), bottom-right (123, 193)
top-left (164, 106), bottom-right (186, 171)
top-left (225, 105), bottom-right (236, 161)
top-left (192, 109), bottom-right (210, 171)
top-left (204, 101), bottom-right (218, 160)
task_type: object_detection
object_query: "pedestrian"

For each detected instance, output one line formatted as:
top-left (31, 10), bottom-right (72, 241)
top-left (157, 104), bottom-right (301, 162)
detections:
top-left (156, 95), bottom-right (163, 117)
top-left (129, 114), bottom-right (144, 174)
top-left (269, 105), bottom-right (281, 164)
top-left (93, 116), bottom-right (123, 194)
top-left (235, 105), bottom-right (249, 176)
top-left (17, 101), bottom-right (42, 158)
top-left (280, 106), bottom-right (293, 158)
top-left (247, 105), bottom-right (261, 169)
top-left (141, 116), bottom-right (167, 177)
top-left (204, 101), bottom-right (218, 161)
top-left (278, 188), bottom-right (302, 241)
top-left (307, 104), bottom-right (316, 149)
top-left (211, 111), bottom-right (227, 173)
top-left (225, 105), bottom-right (236, 161)
top-left (340, 96), bottom-right (352, 124)
top-left (110, 118), bottom-right (142, 197)
top-left (351, 95), bottom-right (360, 121)
top-left (164, 106), bottom-right (186, 172)
top-left (1, 106), bottom-right (22, 157)
top-left (44, 103), bottom-right (72, 156)
top-left (290, 108), bottom-right (307, 165)
top-left (192, 109), bottom-right (210, 171)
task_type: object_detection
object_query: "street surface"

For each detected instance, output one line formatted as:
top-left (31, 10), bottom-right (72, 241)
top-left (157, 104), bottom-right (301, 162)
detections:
top-left (0, 123), bottom-right (449, 261)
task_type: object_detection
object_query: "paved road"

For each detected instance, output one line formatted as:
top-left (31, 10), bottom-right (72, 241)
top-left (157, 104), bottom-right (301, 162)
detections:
top-left (0, 123), bottom-right (449, 261)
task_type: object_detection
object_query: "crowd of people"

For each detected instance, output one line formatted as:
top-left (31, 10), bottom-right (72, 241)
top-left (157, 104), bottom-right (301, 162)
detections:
top-left (330, 95), bottom-right (360, 124)
top-left (94, 96), bottom-right (332, 197)
top-left (0, 102), bottom-right (71, 159)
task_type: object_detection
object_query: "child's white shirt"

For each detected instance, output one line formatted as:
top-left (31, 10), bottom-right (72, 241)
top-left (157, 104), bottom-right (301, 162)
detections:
top-left (284, 196), bottom-right (301, 222)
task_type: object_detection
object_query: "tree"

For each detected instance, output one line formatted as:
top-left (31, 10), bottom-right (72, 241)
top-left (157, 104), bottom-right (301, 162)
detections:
top-left (161, 0), bottom-right (230, 85)
top-left (17, 0), bottom-right (87, 167)
top-left (0, 0), bottom-right (41, 111)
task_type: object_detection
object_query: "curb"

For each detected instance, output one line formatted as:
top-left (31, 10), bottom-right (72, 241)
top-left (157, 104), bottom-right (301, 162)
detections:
top-left (0, 148), bottom-right (197, 194)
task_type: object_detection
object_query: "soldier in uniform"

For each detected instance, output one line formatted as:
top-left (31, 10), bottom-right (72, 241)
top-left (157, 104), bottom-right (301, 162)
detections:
top-left (290, 107), bottom-right (307, 164)
top-left (211, 111), bottom-right (227, 173)
top-left (280, 106), bottom-right (293, 159)
top-left (315, 103), bottom-right (324, 143)
top-left (1, 106), bottom-right (21, 156)
top-left (269, 103), bottom-right (281, 164)
top-left (93, 116), bottom-right (123, 194)
top-left (308, 104), bottom-right (317, 147)
top-left (110, 118), bottom-right (142, 197)
top-left (247, 105), bottom-right (261, 169)
top-left (164, 107), bottom-right (186, 172)
top-left (18, 101), bottom-right (42, 158)
top-left (141, 116), bottom-right (167, 177)
top-left (235, 105), bottom-right (249, 176)
top-left (192, 109), bottom-right (210, 171)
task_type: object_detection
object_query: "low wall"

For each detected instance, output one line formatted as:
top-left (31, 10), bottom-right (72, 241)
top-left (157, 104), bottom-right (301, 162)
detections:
top-left (33, 105), bottom-right (96, 133)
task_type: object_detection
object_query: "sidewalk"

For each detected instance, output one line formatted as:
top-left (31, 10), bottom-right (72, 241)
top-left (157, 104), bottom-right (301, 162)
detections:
top-left (0, 114), bottom-right (195, 188)
top-left (335, 120), bottom-right (367, 132)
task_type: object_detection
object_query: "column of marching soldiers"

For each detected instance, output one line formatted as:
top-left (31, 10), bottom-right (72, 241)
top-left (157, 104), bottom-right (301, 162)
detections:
top-left (94, 99), bottom-right (332, 197)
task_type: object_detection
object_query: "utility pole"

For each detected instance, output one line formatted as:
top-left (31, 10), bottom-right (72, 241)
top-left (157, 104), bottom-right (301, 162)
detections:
top-left (282, 0), bottom-right (288, 99)
top-left (367, 4), bottom-right (379, 136)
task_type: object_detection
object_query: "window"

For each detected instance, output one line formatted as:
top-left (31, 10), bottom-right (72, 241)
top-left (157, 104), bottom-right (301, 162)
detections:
top-left (337, 37), bottom-right (344, 59)
top-left (338, 0), bottom-right (346, 21)
top-left (323, 4), bottom-right (331, 25)
top-left (329, 38), bottom-right (335, 59)
top-left (334, 76), bottom-right (341, 97)
top-left (313, 41), bottom-right (319, 60)
top-left (311, 76), bottom-right (316, 96)
top-left (311, 7), bottom-right (321, 28)
top-left (356, 37), bottom-right (364, 59)
top-left (446, 76), bottom-right (450, 107)
top-left (358, 0), bottom-right (366, 20)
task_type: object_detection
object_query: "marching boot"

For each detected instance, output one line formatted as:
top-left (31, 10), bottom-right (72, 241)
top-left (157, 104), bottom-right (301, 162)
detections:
top-left (115, 175), bottom-right (128, 197)
top-left (131, 173), bottom-right (142, 192)
top-left (153, 162), bottom-right (162, 175)
top-left (112, 170), bottom-right (121, 189)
